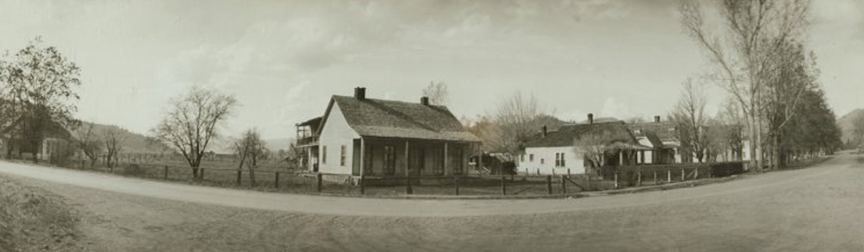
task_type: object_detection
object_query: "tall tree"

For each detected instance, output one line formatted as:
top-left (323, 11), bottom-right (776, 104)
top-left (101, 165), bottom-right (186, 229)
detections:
top-left (421, 81), bottom-right (449, 106)
top-left (852, 114), bottom-right (864, 150)
top-left (764, 41), bottom-right (817, 169)
top-left (679, 0), bottom-right (811, 172)
top-left (670, 78), bottom-right (709, 163)
top-left (152, 86), bottom-right (237, 178)
top-left (0, 38), bottom-right (82, 161)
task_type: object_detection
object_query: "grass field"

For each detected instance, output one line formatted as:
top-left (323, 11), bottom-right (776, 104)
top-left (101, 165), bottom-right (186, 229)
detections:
top-left (0, 175), bottom-right (82, 252)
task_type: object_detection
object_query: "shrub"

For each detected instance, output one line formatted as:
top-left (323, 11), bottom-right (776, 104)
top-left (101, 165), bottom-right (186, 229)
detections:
top-left (709, 162), bottom-right (745, 177)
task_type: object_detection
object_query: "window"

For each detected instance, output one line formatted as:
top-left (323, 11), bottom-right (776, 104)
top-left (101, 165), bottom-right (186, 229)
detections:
top-left (340, 145), bottom-right (347, 166)
top-left (555, 153), bottom-right (566, 167)
top-left (521, 154), bottom-right (525, 162)
top-left (540, 159), bottom-right (545, 165)
top-left (529, 154), bottom-right (534, 162)
top-left (383, 146), bottom-right (396, 175)
top-left (322, 146), bottom-right (327, 164)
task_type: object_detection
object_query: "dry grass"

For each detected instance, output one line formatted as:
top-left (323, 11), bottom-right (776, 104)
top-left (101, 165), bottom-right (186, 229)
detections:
top-left (0, 176), bottom-right (82, 252)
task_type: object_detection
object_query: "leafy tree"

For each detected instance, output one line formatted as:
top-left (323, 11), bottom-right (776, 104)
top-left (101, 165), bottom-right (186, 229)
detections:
top-left (152, 86), bottom-right (237, 178)
top-left (0, 38), bottom-right (81, 161)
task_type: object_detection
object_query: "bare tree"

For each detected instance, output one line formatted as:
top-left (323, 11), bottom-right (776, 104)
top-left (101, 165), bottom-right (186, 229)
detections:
top-left (679, 0), bottom-right (810, 172)
top-left (233, 129), bottom-right (267, 186)
top-left (572, 128), bottom-right (631, 176)
top-left (103, 128), bottom-right (125, 168)
top-left (73, 122), bottom-right (102, 167)
top-left (152, 86), bottom-right (237, 178)
top-left (670, 78), bottom-right (709, 163)
top-left (489, 92), bottom-right (541, 159)
top-left (421, 81), bottom-right (449, 106)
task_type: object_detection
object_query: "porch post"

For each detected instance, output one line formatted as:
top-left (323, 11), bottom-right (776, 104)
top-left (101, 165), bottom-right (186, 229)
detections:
top-left (404, 140), bottom-right (410, 177)
top-left (359, 137), bottom-right (365, 181)
top-left (478, 143), bottom-right (484, 174)
top-left (444, 142), bottom-right (449, 175)
top-left (619, 151), bottom-right (623, 165)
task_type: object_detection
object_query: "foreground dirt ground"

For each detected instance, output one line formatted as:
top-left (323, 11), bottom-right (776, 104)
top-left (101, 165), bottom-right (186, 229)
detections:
top-left (2, 153), bottom-right (864, 252)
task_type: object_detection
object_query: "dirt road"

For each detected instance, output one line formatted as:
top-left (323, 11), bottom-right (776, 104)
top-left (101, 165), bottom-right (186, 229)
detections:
top-left (1, 154), bottom-right (863, 251)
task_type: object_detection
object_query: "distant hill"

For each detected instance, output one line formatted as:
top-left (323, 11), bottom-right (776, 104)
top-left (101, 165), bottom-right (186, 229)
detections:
top-left (74, 122), bottom-right (174, 154)
top-left (837, 109), bottom-right (864, 143)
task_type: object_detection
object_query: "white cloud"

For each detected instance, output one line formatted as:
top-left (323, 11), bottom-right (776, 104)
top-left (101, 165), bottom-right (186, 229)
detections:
top-left (600, 97), bottom-right (640, 120)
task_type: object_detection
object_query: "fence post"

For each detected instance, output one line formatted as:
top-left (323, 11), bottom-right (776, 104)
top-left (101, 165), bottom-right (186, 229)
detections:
top-left (586, 175), bottom-right (592, 191)
top-left (681, 168), bottom-right (685, 181)
top-left (567, 169), bottom-right (571, 177)
top-left (236, 170), bottom-right (242, 186)
top-left (501, 176), bottom-right (507, 195)
top-left (561, 176), bottom-right (567, 194)
top-left (316, 173), bottom-right (323, 193)
top-left (694, 167), bottom-right (699, 179)
top-left (667, 169), bottom-right (672, 183)
top-left (537, 168), bottom-right (540, 175)
top-left (546, 175), bottom-right (552, 194)
top-left (637, 171), bottom-right (642, 187)
top-left (163, 166), bottom-right (168, 180)
top-left (454, 176), bottom-right (460, 196)
top-left (406, 177), bottom-right (413, 195)
top-left (200, 168), bottom-right (205, 180)
top-left (653, 171), bottom-right (657, 185)
top-left (614, 173), bottom-right (619, 189)
top-left (274, 172), bottom-right (280, 189)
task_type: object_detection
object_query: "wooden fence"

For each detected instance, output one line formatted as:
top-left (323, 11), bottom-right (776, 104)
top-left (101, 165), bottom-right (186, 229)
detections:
top-left (62, 157), bottom-right (741, 197)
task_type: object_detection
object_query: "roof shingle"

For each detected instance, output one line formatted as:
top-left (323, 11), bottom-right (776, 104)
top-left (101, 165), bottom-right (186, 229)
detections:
top-left (327, 96), bottom-right (480, 142)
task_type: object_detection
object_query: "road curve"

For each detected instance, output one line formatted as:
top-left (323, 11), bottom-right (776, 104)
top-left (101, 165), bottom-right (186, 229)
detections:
top-left (0, 157), bottom-right (846, 217)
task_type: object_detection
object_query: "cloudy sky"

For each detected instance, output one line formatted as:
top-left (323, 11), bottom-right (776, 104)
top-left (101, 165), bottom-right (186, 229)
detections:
top-left (0, 0), bottom-right (861, 139)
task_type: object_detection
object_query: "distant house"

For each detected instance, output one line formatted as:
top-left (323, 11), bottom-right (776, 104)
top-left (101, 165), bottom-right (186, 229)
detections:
top-left (518, 114), bottom-right (650, 175)
top-left (0, 116), bottom-right (77, 161)
top-left (296, 87), bottom-right (480, 182)
top-left (627, 116), bottom-right (682, 164)
top-left (628, 116), bottom-right (749, 164)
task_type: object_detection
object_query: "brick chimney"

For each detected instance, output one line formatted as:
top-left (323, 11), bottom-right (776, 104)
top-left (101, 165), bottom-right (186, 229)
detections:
top-left (654, 115), bottom-right (661, 123)
top-left (588, 113), bottom-right (594, 124)
top-left (421, 96), bottom-right (430, 106)
top-left (542, 125), bottom-right (548, 137)
top-left (354, 87), bottom-right (366, 100)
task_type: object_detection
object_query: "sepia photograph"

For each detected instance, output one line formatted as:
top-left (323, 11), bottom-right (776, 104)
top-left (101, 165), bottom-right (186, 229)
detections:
top-left (0, 0), bottom-right (862, 251)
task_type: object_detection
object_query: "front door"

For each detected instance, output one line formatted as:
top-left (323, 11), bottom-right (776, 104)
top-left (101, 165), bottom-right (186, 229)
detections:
top-left (409, 147), bottom-right (424, 176)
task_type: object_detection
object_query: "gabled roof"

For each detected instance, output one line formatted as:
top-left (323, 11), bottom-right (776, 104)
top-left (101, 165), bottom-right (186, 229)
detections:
top-left (525, 121), bottom-right (640, 148)
top-left (635, 131), bottom-right (664, 148)
top-left (628, 121), bottom-right (679, 142)
top-left (317, 95), bottom-right (480, 142)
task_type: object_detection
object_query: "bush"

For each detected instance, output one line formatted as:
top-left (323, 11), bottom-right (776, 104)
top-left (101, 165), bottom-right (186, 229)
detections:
top-left (122, 164), bottom-right (146, 177)
top-left (709, 162), bottom-right (745, 177)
